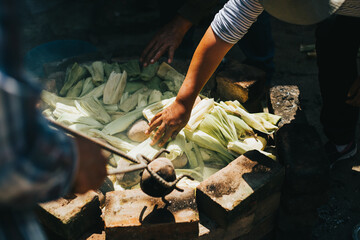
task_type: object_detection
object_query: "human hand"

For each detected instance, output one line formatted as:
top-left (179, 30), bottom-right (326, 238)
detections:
top-left (145, 100), bottom-right (191, 147)
top-left (346, 76), bottom-right (360, 106)
top-left (72, 136), bottom-right (108, 194)
top-left (140, 15), bottom-right (192, 67)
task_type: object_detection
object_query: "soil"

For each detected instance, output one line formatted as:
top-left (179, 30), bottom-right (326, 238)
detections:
top-left (22, 1), bottom-right (360, 239)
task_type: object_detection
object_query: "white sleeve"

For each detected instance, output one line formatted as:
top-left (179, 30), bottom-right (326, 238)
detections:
top-left (211, 0), bottom-right (264, 44)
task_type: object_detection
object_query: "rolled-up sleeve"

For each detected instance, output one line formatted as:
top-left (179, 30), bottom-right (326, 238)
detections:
top-left (0, 72), bottom-right (77, 208)
top-left (211, 0), bottom-right (264, 44)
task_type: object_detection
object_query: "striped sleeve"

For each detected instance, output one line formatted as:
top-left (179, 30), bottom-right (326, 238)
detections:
top-left (211, 0), bottom-right (264, 44)
top-left (0, 72), bottom-right (78, 208)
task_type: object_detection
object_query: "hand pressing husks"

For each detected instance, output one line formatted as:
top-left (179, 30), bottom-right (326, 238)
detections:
top-left (72, 135), bottom-right (108, 194)
top-left (140, 15), bottom-right (192, 67)
top-left (346, 76), bottom-right (360, 106)
top-left (146, 99), bottom-right (191, 147)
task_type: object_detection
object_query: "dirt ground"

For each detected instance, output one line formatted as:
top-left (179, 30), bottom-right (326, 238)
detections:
top-left (22, 1), bottom-right (360, 239)
top-left (268, 18), bottom-right (360, 240)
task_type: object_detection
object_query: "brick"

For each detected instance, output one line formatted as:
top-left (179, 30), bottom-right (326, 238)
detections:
top-left (196, 150), bottom-right (284, 227)
top-left (216, 59), bottom-right (266, 112)
top-left (86, 232), bottom-right (106, 240)
top-left (104, 188), bottom-right (199, 240)
top-left (37, 191), bottom-right (102, 240)
top-left (275, 123), bottom-right (329, 195)
top-left (239, 213), bottom-right (277, 240)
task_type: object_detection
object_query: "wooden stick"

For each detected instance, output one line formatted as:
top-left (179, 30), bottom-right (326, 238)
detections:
top-left (48, 119), bottom-right (139, 164)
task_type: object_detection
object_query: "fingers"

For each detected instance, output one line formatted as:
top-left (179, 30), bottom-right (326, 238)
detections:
top-left (146, 114), bottom-right (162, 134)
top-left (140, 40), bottom-right (157, 66)
top-left (168, 46), bottom-right (175, 64)
top-left (347, 77), bottom-right (360, 98)
top-left (150, 123), bottom-right (166, 146)
top-left (158, 127), bottom-right (175, 147)
top-left (346, 92), bottom-right (360, 106)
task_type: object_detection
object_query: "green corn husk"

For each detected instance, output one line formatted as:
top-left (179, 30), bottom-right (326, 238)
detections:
top-left (253, 113), bottom-right (282, 126)
top-left (115, 138), bottom-right (160, 188)
top-left (75, 96), bottom-right (111, 124)
top-left (148, 89), bottom-right (162, 104)
top-left (102, 107), bottom-right (145, 135)
top-left (184, 129), bottom-right (235, 164)
top-left (68, 123), bottom-right (98, 133)
top-left (197, 106), bottom-right (238, 147)
top-left (162, 91), bottom-right (175, 99)
top-left (81, 83), bottom-right (105, 99)
top-left (227, 141), bottom-right (276, 160)
top-left (156, 62), bottom-right (185, 93)
top-left (103, 71), bottom-right (127, 104)
top-left (166, 130), bottom-right (187, 161)
top-left (119, 92), bottom-right (140, 112)
top-left (60, 62), bottom-right (88, 96)
top-left (124, 81), bottom-right (146, 94)
top-left (42, 108), bottom-right (55, 121)
top-left (119, 60), bottom-right (141, 78)
top-left (137, 93), bottom-right (148, 109)
top-left (219, 101), bottom-right (278, 134)
top-left (85, 61), bottom-right (105, 86)
top-left (227, 114), bottom-right (254, 138)
top-left (88, 129), bottom-right (135, 152)
top-left (41, 90), bottom-right (76, 108)
top-left (186, 98), bottom-right (214, 131)
top-left (104, 62), bottom-right (121, 79)
top-left (66, 79), bottom-right (84, 98)
top-left (147, 76), bottom-right (162, 90)
top-left (80, 77), bottom-right (95, 97)
top-left (56, 113), bottom-right (104, 128)
top-left (53, 102), bottom-right (83, 118)
top-left (140, 62), bottom-right (159, 81)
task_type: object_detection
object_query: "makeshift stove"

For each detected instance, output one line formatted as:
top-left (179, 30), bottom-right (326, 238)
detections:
top-left (35, 57), bottom-right (294, 240)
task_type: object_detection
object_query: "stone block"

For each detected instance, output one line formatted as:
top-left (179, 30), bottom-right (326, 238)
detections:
top-left (269, 85), bottom-right (307, 127)
top-left (239, 213), bottom-right (277, 240)
top-left (275, 123), bottom-right (329, 195)
top-left (196, 150), bottom-right (284, 228)
top-left (37, 191), bottom-right (102, 240)
top-left (104, 188), bottom-right (199, 240)
top-left (216, 59), bottom-right (266, 111)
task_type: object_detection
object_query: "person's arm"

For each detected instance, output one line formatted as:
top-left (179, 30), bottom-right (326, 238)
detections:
top-left (146, 27), bottom-right (234, 146)
top-left (146, 0), bottom-right (264, 146)
top-left (140, 15), bottom-right (193, 67)
top-left (140, 0), bottom-right (218, 66)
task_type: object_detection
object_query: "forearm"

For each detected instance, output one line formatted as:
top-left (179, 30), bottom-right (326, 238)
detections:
top-left (176, 26), bottom-right (234, 107)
